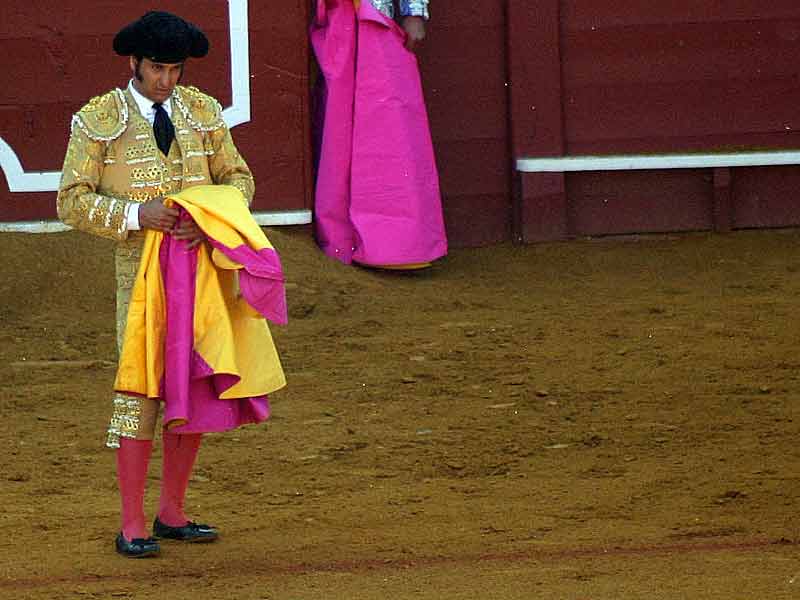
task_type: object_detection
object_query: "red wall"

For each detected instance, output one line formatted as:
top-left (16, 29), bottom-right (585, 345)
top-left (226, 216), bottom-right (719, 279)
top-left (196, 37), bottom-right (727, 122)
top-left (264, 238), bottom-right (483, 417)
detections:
top-left (3, 2), bottom-right (800, 246)
top-left (561, 2), bottom-right (800, 154)
top-left (418, 1), bottom-right (512, 247)
top-left (511, 1), bottom-right (800, 241)
top-left (0, 1), bottom-right (311, 219)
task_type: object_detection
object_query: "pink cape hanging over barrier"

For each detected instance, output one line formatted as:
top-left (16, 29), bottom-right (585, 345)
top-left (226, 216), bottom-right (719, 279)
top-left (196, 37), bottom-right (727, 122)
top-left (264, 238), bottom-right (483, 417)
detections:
top-left (311, 0), bottom-right (448, 266)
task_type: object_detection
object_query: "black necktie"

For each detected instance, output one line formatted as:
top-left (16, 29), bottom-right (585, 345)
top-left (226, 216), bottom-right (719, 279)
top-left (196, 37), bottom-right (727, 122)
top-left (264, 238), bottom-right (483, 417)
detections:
top-left (153, 102), bottom-right (175, 156)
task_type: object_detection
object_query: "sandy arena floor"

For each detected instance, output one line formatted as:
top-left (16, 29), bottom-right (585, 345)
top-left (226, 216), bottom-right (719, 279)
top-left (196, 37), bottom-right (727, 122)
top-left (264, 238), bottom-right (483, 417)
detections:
top-left (1, 226), bottom-right (799, 599)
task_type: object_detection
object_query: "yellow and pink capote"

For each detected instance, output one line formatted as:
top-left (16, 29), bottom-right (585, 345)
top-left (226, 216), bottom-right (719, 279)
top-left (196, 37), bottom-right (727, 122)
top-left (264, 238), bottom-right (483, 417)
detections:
top-left (114, 185), bottom-right (287, 432)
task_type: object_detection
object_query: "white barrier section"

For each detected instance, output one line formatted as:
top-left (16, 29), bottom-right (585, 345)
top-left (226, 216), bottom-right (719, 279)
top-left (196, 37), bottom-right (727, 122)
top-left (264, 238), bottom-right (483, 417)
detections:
top-left (516, 151), bottom-right (800, 173)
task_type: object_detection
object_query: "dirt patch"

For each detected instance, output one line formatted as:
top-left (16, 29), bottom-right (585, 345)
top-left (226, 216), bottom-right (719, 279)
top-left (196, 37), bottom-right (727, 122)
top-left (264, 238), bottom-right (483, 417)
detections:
top-left (1, 227), bottom-right (799, 599)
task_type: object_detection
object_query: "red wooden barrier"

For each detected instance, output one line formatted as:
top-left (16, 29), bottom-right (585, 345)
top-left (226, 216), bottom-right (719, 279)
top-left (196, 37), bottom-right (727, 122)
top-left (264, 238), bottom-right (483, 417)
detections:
top-left (3, 1), bottom-right (800, 246)
top-left (419, 1), bottom-right (512, 247)
top-left (511, 1), bottom-right (800, 241)
top-left (0, 1), bottom-right (310, 220)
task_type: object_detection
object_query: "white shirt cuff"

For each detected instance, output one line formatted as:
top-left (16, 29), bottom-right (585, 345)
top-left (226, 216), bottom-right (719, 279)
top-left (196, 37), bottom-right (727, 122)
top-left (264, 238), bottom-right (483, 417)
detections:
top-left (126, 203), bottom-right (141, 231)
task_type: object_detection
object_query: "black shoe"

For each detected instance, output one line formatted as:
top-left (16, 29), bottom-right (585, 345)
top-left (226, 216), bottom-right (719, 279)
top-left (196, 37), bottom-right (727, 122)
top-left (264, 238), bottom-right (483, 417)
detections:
top-left (115, 533), bottom-right (160, 558)
top-left (153, 517), bottom-right (218, 542)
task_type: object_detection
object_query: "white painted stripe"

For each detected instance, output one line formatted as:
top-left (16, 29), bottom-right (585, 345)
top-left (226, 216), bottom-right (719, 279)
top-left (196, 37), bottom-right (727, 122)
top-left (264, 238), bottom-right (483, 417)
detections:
top-left (0, 138), bottom-right (63, 192)
top-left (0, 210), bottom-right (312, 233)
top-left (253, 210), bottom-right (312, 226)
top-left (224, 0), bottom-right (251, 128)
top-left (0, 221), bottom-right (71, 233)
top-left (516, 151), bottom-right (800, 173)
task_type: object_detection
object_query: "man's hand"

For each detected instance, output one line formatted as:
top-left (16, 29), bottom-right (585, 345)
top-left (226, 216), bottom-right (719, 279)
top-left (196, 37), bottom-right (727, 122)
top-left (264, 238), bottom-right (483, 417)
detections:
top-left (401, 16), bottom-right (426, 52)
top-left (172, 217), bottom-right (207, 250)
top-left (138, 197), bottom-right (179, 232)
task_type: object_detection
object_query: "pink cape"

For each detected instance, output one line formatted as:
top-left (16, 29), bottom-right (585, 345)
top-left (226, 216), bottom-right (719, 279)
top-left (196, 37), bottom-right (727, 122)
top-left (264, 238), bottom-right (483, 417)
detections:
top-left (310, 0), bottom-right (448, 266)
top-left (158, 211), bottom-right (286, 434)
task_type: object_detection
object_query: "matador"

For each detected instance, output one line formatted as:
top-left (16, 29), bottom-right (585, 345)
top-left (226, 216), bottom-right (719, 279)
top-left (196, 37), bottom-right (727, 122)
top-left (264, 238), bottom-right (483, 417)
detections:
top-left (56, 11), bottom-right (282, 558)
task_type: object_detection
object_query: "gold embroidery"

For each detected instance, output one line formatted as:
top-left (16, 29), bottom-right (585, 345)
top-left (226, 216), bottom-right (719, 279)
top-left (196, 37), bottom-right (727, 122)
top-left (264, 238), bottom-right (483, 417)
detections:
top-left (106, 394), bottom-right (143, 448)
top-left (173, 85), bottom-right (225, 132)
top-left (72, 88), bottom-right (128, 142)
top-left (206, 125), bottom-right (255, 204)
top-left (106, 237), bottom-right (145, 447)
top-left (58, 86), bottom-right (256, 445)
top-left (57, 124), bottom-right (131, 241)
top-left (128, 190), bottom-right (153, 203)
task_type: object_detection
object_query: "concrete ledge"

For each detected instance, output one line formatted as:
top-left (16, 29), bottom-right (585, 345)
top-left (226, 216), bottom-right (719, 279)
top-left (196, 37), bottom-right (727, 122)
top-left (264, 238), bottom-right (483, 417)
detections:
top-left (0, 221), bottom-right (71, 233)
top-left (0, 209), bottom-right (312, 233)
top-left (517, 150), bottom-right (800, 173)
top-left (254, 210), bottom-right (312, 227)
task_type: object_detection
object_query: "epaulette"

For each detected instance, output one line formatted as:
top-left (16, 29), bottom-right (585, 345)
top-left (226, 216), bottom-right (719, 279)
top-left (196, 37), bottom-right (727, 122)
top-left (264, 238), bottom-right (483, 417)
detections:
top-left (71, 88), bottom-right (128, 142)
top-left (173, 85), bottom-right (225, 132)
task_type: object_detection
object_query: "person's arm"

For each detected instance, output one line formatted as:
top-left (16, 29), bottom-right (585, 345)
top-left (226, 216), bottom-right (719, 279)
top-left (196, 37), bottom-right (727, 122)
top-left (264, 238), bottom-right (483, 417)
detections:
top-left (169, 124), bottom-right (255, 250)
top-left (399, 1), bottom-right (430, 51)
top-left (168, 86), bottom-right (254, 248)
top-left (56, 126), bottom-right (134, 241)
top-left (57, 125), bottom-right (180, 239)
top-left (173, 86), bottom-right (255, 206)
top-left (206, 124), bottom-right (255, 206)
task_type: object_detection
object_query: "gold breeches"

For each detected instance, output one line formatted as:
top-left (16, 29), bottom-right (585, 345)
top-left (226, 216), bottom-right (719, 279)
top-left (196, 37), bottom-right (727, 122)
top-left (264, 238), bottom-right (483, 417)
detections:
top-left (105, 232), bottom-right (160, 448)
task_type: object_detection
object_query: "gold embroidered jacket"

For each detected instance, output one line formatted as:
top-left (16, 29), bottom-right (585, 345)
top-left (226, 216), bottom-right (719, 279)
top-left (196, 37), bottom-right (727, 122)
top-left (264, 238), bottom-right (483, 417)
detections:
top-left (57, 85), bottom-right (254, 240)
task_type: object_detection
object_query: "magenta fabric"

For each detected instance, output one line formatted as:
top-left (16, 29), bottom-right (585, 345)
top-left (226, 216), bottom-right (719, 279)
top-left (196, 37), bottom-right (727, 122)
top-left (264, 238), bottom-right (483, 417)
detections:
top-left (157, 210), bottom-right (277, 434)
top-left (207, 239), bottom-right (288, 326)
top-left (311, 0), bottom-right (448, 266)
top-left (158, 431), bottom-right (203, 527)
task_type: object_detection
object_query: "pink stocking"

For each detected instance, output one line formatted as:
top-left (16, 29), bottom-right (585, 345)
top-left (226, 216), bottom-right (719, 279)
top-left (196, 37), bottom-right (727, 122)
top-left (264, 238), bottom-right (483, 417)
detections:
top-left (158, 431), bottom-right (203, 527)
top-left (116, 438), bottom-right (153, 541)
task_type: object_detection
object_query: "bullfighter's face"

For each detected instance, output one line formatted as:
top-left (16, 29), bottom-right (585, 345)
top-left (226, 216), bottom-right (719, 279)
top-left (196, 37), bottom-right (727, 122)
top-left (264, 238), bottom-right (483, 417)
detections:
top-left (130, 57), bottom-right (184, 104)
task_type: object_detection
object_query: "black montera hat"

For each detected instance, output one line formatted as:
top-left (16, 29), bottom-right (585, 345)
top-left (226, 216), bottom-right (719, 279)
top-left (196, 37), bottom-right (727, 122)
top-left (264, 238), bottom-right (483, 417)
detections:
top-left (113, 11), bottom-right (209, 63)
